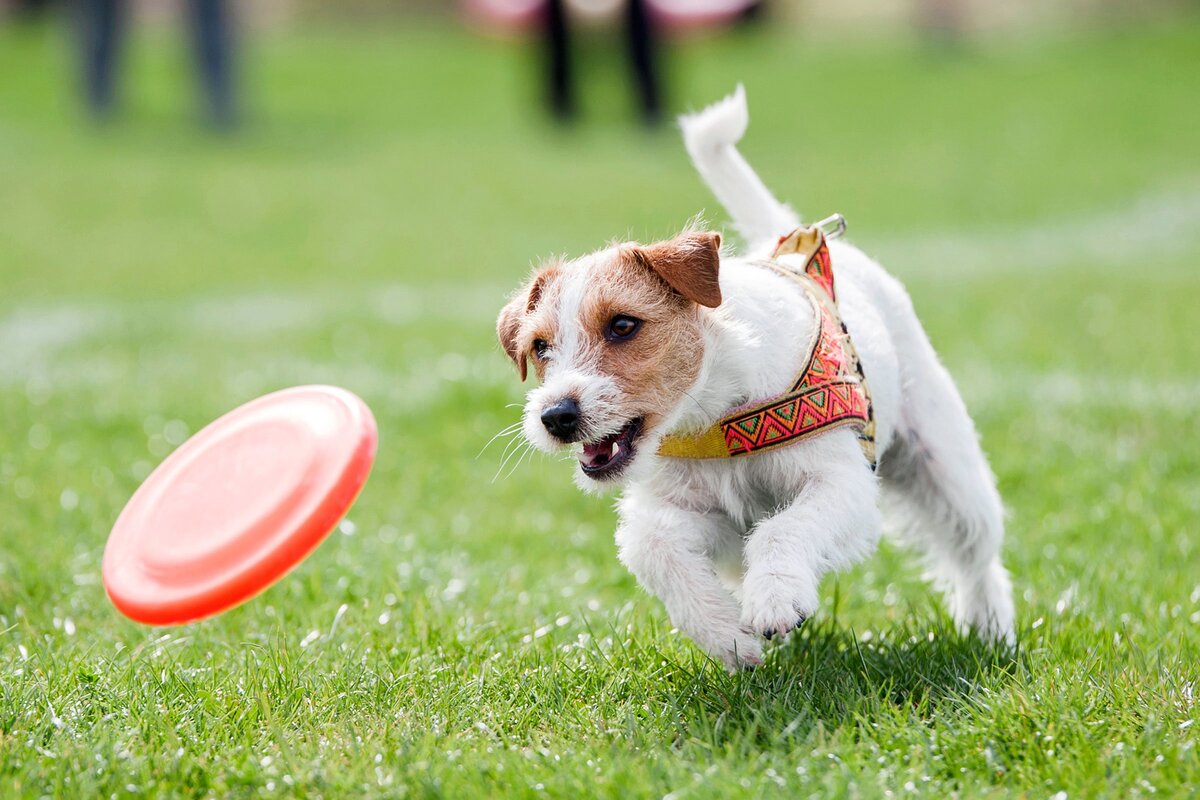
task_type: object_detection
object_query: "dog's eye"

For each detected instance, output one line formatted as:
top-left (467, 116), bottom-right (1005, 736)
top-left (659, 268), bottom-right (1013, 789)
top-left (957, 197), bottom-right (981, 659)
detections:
top-left (606, 315), bottom-right (641, 342)
top-left (532, 339), bottom-right (549, 359)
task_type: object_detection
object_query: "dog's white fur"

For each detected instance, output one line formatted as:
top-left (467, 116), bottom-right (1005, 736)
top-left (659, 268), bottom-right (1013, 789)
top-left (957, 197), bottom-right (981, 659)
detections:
top-left (513, 86), bottom-right (1014, 668)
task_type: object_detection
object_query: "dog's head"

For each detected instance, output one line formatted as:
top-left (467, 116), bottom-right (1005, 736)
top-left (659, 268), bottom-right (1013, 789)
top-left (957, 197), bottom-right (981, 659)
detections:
top-left (497, 230), bottom-right (722, 489)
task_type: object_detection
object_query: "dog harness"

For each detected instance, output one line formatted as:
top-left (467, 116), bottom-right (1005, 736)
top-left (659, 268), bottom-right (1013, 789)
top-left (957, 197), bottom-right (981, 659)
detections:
top-left (657, 216), bottom-right (877, 468)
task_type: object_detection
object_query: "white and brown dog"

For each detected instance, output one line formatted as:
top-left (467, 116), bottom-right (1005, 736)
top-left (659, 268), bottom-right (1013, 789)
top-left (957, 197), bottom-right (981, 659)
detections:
top-left (497, 86), bottom-right (1014, 668)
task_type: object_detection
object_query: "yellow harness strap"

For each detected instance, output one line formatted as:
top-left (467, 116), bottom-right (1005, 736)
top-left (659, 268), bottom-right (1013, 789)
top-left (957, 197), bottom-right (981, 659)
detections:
top-left (657, 218), bottom-right (877, 468)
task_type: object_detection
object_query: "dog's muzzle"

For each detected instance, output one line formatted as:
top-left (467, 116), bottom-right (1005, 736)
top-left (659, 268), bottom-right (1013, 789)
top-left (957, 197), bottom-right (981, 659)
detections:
top-left (540, 398), bottom-right (580, 442)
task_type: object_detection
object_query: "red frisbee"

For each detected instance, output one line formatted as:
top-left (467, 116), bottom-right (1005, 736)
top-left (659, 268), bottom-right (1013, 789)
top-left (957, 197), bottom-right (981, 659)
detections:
top-left (103, 385), bottom-right (377, 626)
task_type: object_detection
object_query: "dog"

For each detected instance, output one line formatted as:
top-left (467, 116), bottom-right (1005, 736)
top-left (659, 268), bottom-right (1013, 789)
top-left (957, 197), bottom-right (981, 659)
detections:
top-left (496, 86), bottom-right (1014, 668)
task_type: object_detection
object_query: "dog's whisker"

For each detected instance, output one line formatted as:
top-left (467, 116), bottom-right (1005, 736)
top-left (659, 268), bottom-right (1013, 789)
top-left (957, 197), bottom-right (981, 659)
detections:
top-left (498, 446), bottom-right (528, 482)
top-left (492, 437), bottom-right (533, 483)
top-left (492, 438), bottom-right (526, 477)
top-left (483, 420), bottom-right (523, 442)
top-left (501, 441), bottom-right (539, 482)
top-left (476, 430), bottom-right (521, 462)
top-left (477, 424), bottom-right (522, 455)
top-left (494, 443), bottom-right (531, 484)
top-left (475, 421), bottom-right (525, 460)
top-left (681, 390), bottom-right (708, 419)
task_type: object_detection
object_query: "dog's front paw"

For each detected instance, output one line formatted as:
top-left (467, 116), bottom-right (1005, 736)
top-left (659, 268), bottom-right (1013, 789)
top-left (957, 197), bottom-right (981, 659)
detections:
top-left (740, 565), bottom-right (820, 640)
top-left (692, 622), bottom-right (764, 671)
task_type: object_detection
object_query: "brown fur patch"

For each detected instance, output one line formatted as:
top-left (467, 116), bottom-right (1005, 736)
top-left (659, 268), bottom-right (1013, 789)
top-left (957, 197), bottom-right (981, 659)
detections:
top-left (498, 230), bottom-right (721, 435)
top-left (497, 262), bottom-right (562, 381)
top-left (575, 249), bottom-right (706, 431)
top-left (631, 232), bottom-right (722, 308)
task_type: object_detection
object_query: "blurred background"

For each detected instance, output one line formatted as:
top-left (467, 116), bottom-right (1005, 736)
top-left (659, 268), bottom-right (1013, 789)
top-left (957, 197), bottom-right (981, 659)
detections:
top-left (1, 0), bottom-right (1195, 302)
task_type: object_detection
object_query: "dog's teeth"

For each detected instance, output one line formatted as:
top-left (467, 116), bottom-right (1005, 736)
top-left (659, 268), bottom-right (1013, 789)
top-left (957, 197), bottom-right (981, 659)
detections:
top-left (612, 442), bottom-right (622, 458)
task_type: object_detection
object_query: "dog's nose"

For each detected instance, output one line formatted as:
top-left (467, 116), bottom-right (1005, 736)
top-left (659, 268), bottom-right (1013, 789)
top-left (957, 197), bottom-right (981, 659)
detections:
top-left (540, 399), bottom-right (580, 441)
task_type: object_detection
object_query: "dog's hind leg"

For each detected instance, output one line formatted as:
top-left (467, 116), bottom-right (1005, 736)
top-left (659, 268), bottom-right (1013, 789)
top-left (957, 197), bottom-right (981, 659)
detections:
top-left (878, 319), bottom-right (1015, 644)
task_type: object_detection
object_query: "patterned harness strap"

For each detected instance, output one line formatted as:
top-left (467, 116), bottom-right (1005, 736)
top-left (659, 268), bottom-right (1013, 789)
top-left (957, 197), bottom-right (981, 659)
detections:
top-left (657, 220), bottom-right (877, 469)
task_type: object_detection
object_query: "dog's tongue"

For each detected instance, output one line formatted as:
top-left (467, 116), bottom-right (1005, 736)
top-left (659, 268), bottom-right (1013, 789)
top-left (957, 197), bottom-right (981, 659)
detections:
top-left (581, 436), bottom-right (617, 468)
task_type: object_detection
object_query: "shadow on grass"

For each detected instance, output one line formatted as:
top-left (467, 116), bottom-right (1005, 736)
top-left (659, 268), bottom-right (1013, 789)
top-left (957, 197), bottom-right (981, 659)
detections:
top-left (656, 617), bottom-right (1022, 748)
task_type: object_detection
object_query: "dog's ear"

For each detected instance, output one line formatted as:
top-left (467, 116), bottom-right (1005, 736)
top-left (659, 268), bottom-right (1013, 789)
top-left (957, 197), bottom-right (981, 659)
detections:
top-left (632, 232), bottom-right (722, 308)
top-left (497, 268), bottom-right (555, 381)
top-left (496, 296), bottom-right (527, 381)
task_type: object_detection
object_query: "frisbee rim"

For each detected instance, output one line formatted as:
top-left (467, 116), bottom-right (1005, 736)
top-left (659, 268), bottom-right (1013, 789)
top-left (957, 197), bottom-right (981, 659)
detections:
top-left (102, 385), bottom-right (377, 626)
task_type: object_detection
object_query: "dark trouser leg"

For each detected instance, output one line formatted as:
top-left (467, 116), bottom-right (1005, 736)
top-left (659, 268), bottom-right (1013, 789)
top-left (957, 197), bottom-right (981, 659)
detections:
top-left (15, 0), bottom-right (54, 21)
top-left (625, 0), bottom-right (661, 124)
top-left (189, 0), bottom-right (235, 128)
top-left (543, 0), bottom-right (573, 121)
top-left (80, 0), bottom-right (123, 118)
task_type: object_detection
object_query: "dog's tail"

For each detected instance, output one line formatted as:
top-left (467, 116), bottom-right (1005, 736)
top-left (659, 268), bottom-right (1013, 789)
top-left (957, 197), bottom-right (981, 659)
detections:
top-left (678, 85), bottom-right (800, 245)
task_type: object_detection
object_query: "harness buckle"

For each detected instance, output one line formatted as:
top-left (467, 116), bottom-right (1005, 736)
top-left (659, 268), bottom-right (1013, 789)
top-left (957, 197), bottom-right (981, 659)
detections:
top-left (815, 213), bottom-right (847, 241)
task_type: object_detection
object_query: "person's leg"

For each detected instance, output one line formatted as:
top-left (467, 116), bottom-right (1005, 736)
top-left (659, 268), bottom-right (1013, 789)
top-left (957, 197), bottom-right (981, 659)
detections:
top-left (14, 0), bottom-right (54, 21)
top-left (543, 0), bottom-right (574, 120)
top-left (189, 0), bottom-right (235, 128)
top-left (79, 0), bottom-right (123, 119)
top-left (625, 0), bottom-right (662, 124)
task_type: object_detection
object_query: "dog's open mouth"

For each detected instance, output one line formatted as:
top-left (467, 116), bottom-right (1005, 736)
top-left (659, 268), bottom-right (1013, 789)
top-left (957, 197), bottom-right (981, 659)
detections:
top-left (579, 418), bottom-right (643, 479)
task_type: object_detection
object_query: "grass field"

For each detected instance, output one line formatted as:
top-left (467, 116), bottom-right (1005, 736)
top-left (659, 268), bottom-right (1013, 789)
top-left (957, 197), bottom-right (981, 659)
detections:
top-left (2, 12), bottom-right (1199, 797)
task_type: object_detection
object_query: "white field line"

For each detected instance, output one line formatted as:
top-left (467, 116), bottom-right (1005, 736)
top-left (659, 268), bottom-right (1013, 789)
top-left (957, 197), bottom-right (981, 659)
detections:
top-left (0, 305), bottom-right (118, 374)
top-left (1, 183), bottom-right (1198, 407)
top-left (862, 183), bottom-right (1200, 276)
top-left (956, 365), bottom-right (1200, 414)
top-left (0, 283), bottom-right (518, 418)
top-left (0, 282), bottom-right (511, 383)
